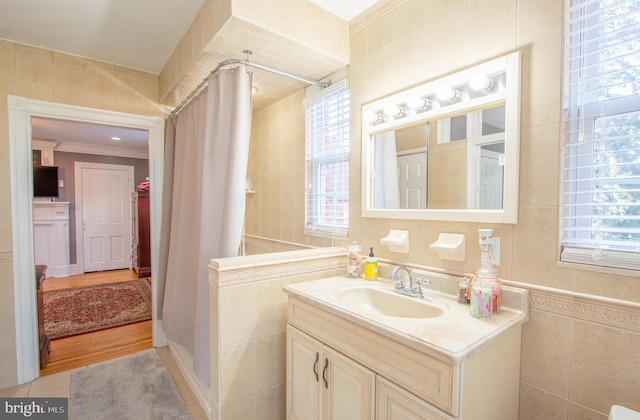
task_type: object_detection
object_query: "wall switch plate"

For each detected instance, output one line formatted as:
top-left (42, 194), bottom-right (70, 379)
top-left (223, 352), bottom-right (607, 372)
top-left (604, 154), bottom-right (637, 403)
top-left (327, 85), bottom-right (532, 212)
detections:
top-left (481, 237), bottom-right (500, 266)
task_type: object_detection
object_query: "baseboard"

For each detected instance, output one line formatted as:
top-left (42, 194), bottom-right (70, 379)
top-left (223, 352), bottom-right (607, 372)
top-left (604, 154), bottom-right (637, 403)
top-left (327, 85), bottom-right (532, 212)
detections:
top-left (167, 340), bottom-right (211, 419)
top-left (69, 264), bottom-right (82, 276)
top-left (44, 265), bottom-right (71, 278)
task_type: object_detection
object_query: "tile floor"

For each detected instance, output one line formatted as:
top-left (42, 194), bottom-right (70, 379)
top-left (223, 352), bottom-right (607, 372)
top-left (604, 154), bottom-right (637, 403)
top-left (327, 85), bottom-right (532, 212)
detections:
top-left (0, 347), bottom-right (208, 419)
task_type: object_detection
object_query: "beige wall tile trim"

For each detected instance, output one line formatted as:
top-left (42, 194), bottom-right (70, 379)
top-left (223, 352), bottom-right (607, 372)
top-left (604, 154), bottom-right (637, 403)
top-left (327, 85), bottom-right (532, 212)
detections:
top-left (209, 246), bottom-right (346, 287)
top-left (573, 293), bottom-right (640, 334)
top-left (350, 0), bottom-right (407, 35)
top-left (529, 289), bottom-right (574, 317)
top-left (212, 256), bottom-right (344, 287)
top-left (0, 251), bottom-right (12, 264)
top-left (506, 280), bottom-right (640, 333)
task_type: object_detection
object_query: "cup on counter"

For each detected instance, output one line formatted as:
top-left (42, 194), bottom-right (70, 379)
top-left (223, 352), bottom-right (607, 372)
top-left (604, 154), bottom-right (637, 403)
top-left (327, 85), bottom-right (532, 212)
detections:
top-left (470, 284), bottom-right (493, 318)
top-left (346, 242), bottom-right (363, 277)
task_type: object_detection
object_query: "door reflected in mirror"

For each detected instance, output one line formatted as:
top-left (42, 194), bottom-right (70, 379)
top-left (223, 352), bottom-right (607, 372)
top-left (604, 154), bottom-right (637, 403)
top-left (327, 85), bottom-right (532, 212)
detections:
top-left (371, 105), bottom-right (506, 211)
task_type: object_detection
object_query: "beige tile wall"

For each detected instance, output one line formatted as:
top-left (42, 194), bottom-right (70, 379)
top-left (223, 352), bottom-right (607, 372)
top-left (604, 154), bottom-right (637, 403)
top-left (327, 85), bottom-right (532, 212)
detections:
top-left (209, 248), bottom-right (344, 420)
top-left (244, 0), bottom-right (640, 418)
top-left (0, 39), bottom-right (163, 389)
top-left (1, 0), bottom-right (639, 417)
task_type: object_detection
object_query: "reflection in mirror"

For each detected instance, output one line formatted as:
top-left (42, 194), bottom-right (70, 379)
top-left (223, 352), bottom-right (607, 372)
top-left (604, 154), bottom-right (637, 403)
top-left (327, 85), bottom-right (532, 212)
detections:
top-left (362, 52), bottom-right (521, 223)
top-left (371, 105), bottom-right (506, 211)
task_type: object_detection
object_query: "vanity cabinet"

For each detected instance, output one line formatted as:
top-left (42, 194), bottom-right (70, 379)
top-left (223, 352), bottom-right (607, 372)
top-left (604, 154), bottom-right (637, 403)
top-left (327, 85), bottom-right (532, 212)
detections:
top-left (377, 376), bottom-right (447, 420)
top-left (287, 325), bottom-right (375, 420)
top-left (287, 323), bottom-right (447, 420)
top-left (286, 292), bottom-right (523, 420)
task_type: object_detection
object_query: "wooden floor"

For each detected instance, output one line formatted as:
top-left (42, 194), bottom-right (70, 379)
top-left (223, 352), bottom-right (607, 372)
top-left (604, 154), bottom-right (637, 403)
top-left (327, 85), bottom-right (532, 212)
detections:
top-left (40, 269), bottom-right (152, 376)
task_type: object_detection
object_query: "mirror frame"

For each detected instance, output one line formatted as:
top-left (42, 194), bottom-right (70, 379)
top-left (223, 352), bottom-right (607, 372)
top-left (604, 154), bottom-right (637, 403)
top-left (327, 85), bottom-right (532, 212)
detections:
top-left (361, 52), bottom-right (521, 223)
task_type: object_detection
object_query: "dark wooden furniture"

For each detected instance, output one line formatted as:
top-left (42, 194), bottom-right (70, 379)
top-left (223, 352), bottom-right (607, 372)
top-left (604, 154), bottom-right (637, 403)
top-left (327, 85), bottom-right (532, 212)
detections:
top-left (132, 190), bottom-right (151, 278)
top-left (36, 264), bottom-right (50, 368)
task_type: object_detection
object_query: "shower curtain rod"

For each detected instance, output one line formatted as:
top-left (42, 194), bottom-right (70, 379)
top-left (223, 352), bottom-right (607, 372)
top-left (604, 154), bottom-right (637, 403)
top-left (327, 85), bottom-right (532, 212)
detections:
top-left (168, 58), bottom-right (330, 117)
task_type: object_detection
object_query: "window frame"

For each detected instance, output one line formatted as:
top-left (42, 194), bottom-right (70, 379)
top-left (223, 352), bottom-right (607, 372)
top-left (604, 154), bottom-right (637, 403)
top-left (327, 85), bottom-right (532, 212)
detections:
top-left (560, 0), bottom-right (640, 271)
top-left (304, 80), bottom-right (350, 238)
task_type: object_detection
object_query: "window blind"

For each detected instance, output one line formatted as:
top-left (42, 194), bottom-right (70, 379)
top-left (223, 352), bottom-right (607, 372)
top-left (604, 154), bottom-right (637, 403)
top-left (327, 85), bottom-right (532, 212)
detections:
top-left (561, 0), bottom-right (640, 270)
top-left (304, 80), bottom-right (350, 237)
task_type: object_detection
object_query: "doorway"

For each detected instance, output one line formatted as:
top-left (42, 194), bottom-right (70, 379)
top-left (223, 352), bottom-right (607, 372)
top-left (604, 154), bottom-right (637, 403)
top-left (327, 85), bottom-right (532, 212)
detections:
top-left (76, 162), bottom-right (134, 273)
top-left (8, 95), bottom-right (166, 384)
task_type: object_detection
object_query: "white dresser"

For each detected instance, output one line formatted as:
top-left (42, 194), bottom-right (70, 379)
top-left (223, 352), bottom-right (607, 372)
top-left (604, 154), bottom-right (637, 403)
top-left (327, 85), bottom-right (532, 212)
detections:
top-left (33, 201), bottom-right (70, 277)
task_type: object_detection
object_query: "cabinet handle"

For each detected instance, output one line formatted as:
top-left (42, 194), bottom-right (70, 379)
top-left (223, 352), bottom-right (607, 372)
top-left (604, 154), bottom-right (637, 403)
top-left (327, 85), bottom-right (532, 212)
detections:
top-left (313, 352), bottom-right (319, 382)
top-left (322, 358), bottom-right (329, 389)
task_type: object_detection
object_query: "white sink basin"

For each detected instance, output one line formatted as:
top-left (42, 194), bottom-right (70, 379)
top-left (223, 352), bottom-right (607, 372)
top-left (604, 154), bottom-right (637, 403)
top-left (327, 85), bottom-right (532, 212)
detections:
top-left (335, 285), bottom-right (445, 319)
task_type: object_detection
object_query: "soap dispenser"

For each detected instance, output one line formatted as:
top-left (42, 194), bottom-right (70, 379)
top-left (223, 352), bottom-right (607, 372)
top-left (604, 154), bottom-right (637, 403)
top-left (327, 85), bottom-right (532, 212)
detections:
top-left (364, 247), bottom-right (378, 280)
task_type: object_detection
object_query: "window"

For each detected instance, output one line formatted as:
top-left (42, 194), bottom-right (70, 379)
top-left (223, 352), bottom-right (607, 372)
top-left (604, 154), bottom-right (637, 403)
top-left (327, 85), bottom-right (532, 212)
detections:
top-left (561, 0), bottom-right (640, 270)
top-left (304, 80), bottom-right (350, 237)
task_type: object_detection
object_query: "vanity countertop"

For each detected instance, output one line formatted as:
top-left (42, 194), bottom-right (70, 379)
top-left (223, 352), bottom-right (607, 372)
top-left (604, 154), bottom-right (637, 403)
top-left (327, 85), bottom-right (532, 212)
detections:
top-left (284, 275), bottom-right (529, 364)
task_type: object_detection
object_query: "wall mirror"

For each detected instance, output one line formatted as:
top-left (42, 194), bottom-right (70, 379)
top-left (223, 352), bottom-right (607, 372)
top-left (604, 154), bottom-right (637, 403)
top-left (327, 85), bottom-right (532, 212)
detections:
top-left (361, 52), bottom-right (521, 223)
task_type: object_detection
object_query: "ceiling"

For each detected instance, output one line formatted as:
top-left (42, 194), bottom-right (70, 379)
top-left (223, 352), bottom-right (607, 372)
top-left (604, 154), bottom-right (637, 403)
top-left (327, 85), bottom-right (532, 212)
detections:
top-left (0, 0), bottom-right (379, 74)
top-left (2, 0), bottom-right (381, 153)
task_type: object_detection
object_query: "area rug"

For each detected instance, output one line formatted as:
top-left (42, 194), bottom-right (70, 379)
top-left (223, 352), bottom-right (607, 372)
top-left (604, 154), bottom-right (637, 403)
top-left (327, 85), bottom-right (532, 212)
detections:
top-left (43, 279), bottom-right (152, 339)
top-left (70, 349), bottom-right (191, 420)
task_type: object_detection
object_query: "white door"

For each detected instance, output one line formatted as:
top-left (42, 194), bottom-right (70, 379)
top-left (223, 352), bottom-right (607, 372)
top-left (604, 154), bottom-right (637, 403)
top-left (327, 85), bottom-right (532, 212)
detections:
top-left (81, 165), bottom-right (132, 272)
top-left (397, 152), bottom-right (427, 209)
top-left (478, 149), bottom-right (504, 209)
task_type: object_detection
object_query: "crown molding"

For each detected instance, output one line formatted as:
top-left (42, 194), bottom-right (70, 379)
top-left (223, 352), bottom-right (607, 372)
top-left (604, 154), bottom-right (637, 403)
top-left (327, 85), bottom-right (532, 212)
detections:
top-left (54, 141), bottom-right (148, 159)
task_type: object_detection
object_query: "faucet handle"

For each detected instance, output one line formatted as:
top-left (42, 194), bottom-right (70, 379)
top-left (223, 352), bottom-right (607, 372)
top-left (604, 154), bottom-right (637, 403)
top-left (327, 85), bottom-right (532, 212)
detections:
top-left (414, 277), bottom-right (431, 289)
top-left (412, 278), bottom-right (425, 299)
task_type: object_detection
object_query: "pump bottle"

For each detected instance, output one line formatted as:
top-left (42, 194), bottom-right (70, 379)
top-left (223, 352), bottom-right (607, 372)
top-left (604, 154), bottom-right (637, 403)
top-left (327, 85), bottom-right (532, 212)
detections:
top-left (364, 247), bottom-right (378, 280)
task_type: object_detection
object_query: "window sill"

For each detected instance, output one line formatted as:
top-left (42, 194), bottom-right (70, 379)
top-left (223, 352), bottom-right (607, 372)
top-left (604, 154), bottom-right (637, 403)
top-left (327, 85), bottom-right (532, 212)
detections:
top-left (557, 260), bottom-right (640, 279)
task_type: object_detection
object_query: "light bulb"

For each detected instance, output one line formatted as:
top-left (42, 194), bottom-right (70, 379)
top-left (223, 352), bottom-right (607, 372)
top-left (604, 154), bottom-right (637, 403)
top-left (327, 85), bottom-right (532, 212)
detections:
top-left (363, 109), bottom-right (383, 124)
top-left (436, 85), bottom-right (460, 103)
top-left (407, 95), bottom-right (430, 110)
top-left (469, 73), bottom-right (496, 93)
top-left (383, 103), bottom-right (405, 118)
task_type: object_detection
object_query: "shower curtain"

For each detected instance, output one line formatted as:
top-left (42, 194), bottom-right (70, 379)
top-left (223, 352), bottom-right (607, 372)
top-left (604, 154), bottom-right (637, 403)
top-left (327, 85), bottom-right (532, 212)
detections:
top-left (373, 131), bottom-right (400, 209)
top-left (159, 66), bottom-right (253, 386)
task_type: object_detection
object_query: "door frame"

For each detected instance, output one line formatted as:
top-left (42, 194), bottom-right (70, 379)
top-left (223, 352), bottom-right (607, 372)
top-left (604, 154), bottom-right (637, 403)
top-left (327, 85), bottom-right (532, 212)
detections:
top-left (7, 95), bottom-right (167, 384)
top-left (75, 162), bottom-right (134, 274)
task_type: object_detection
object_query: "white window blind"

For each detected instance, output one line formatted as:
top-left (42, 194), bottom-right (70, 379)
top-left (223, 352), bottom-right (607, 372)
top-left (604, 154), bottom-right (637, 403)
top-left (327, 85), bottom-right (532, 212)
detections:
top-left (561, 0), bottom-right (640, 270)
top-left (304, 80), bottom-right (350, 237)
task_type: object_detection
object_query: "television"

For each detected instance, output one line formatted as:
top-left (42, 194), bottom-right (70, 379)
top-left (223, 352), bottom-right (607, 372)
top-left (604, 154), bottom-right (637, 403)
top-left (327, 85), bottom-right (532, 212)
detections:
top-left (33, 166), bottom-right (59, 197)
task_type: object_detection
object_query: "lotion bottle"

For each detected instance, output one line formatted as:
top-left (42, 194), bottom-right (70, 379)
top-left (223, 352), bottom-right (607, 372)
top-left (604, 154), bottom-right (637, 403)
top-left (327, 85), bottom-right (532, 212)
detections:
top-left (364, 247), bottom-right (378, 280)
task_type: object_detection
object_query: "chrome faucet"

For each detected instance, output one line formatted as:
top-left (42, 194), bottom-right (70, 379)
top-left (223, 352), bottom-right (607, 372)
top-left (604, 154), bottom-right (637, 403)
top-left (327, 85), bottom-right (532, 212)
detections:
top-left (389, 266), bottom-right (430, 299)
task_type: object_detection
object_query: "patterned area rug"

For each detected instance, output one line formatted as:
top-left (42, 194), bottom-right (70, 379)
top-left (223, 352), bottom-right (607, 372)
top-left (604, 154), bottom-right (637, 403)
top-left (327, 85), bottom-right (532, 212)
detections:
top-left (44, 279), bottom-right (152, 340)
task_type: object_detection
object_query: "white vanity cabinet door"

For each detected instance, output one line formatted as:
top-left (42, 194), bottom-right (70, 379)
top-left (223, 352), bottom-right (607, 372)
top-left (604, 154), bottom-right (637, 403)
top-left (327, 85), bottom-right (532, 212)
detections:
top-left (287, 325), bottom-right (376, 420)
top-left (322, 346), bottom-right (375, 420)
top-left (377, 376), bottom-right (450, 420)
top-left (287, 325), bottom-right (322, 420)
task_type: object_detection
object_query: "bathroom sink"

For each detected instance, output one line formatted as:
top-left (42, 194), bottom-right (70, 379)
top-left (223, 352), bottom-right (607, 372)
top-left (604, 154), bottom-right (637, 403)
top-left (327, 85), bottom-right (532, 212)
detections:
top-left (334, 285), bottom-right (445, 319)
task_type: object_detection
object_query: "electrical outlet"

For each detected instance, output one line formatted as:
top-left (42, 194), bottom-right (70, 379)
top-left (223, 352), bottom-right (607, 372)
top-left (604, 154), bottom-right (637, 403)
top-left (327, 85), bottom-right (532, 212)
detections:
top-left (481, 237), bottom-right (501, 266)
top-left (58, 180), bottom-right (64, 187)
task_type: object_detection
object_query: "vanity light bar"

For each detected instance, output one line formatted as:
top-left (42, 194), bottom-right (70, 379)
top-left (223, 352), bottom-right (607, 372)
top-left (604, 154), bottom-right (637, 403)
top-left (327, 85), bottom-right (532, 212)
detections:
top-left (366, 70), bottom-right (506, 126)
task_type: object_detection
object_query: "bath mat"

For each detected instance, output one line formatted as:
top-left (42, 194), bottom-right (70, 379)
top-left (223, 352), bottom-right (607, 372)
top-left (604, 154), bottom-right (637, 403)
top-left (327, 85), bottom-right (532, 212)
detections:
top-left (43, 279), bottom-right (152, 339)
top-left (70, 349), bottom-right (191, 420)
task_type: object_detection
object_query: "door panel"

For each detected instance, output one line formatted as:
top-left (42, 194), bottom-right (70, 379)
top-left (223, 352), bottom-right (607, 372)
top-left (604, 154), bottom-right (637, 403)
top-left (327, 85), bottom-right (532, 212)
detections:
top-left (323, 346), bottom-right (375, 420)
top-left (81, 166), bottom-right (131, 272)
top-left (287, 325), bottom-right (322, 420)
top-left (397, 153), bottom-right (427, 209)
